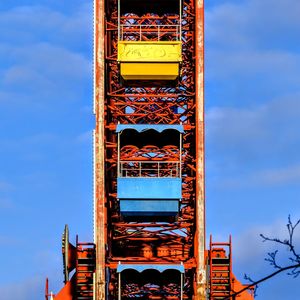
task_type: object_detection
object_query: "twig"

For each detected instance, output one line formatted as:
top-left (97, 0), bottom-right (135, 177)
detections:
top-left (223, 263), bottom-right (300, 299)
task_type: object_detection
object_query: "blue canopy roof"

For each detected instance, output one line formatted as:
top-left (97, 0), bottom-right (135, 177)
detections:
top-left (116, 124), bottom-right (184, 133)
top-left (117, 264), bottom-right (184, 273)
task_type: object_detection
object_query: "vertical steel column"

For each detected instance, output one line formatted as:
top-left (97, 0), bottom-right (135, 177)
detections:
top-left (117, 0), bottom-right (121, 41)
top-left (94, 0), bottom-right (106, 299)
top-left (181, 273), bottom-right (184, 300)
top-left (179, 133), bottom-right (182, 178)
top-left (117, 132), bottom-right (120, 177)
top-left (179, 0), bottom-right (182, 39)
top-left (195, 0), bottom-right (206, 299)
top-left (118, 273), bottom-right (121, 300)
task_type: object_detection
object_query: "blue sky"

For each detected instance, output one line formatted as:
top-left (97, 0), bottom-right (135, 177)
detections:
top-left (0, 0), bottom-right (299, 299)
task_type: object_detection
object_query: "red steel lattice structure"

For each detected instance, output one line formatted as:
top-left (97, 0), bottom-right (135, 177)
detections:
top-left (46, 1), bottom-right (255, 299)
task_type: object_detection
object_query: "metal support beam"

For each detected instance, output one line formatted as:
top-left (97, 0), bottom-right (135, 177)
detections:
top-left (195, 0), bottom-right (206, 299)
top-left (94, 0), bottom-right (106, 298)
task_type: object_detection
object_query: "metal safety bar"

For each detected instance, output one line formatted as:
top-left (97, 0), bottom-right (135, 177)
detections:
top-left (120, 24), bottom-right (181, 41)
top-left (117, 0), bottom-right (183, 41)
top-left (119, 161), bottom-right (181, 178)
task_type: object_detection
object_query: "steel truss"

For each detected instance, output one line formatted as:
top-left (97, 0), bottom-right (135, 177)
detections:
top-left (103, 0), bottom-right (198, 298)
top-left (46, 1), bottom-right (255, 299)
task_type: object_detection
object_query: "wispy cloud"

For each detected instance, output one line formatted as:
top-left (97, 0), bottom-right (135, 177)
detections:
top-left (0, 276), bottom-right (44, 300)
top-left (230, 215), bottom-right (300, 284)
top-left (207, 92), bottom-right (300, 188)
top-left (0, 235), bottom-right (21, 246)
top-left (0, 3), bottom-right (92, 110)
top-left (0, 3), bottom-right (92, 50)
top-left (0, 43), bottom-right (91, 109)
top-left (76, 130), bottom-right (93, 144)
top-left (206, 0), bottom-right (300, 106)
top-left (206, 0), bottom-right (300, 50)
top-left (0, 197), bottom-right (14, 209)
top-left (0, 1), bottom-right (93, 296)
top-left (255, 165), bottom-right (300, 186)
top-left (0, 180), bottom-right (13, 190)
top-left (209, 214), bottom-right (300, 283)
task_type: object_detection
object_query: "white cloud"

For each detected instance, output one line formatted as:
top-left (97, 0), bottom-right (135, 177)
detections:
top-left (209, 214), bottom-right (300, 296)
top-left (0, 133), bottom-right (59, 153)
top-left (210, 164), bottom-right (300, 189)
top-left (0, 181), bottom-right (13, 190)
top-left (207, 92), bottom-right (300, 161)
top-left (0, 198), bottom-right (14, 209)
top-left (0, 276), bottom-right (44, 300)
top-left (0, 2), bottom-right (92, 298)
top-left (206, 91), bottom-right (300, 190)
top-left (206, 2), bottom-right (252, 49)
top-left (207, 49), bottom-right (300, 86)
top-left (207, 105), bottom-right (266, 145)
top-left (205, 0), bottom-right (300, 99)
top-left (231, 216), bottom-right (300, 280)
top-left (0, 3), bottom-right (92, 110)
top-left (205, 1), bottom-right (300, 297)
top-left (0, 3), bottom-right (92, 50)
top-left (255, 165), bottom-right (300, 186)
top-left (0, 43), bottom-right (91, 105)
top-left (206, 0), bottom-right (300, 49)
top-left (76, 130), bottom-right (92, 144)
top-left (0, 235), bottom-right (21, 246)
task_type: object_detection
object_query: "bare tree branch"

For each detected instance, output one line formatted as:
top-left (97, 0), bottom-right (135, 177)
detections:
top-left (223, 263), bottom-right (300, 300)
top-left (259, 215), bottom-right (300, 278)
top-left (222, 216), bottom-right (300, 299)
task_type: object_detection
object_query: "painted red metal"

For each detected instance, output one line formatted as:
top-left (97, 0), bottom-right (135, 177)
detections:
top-left (94, 0), bottom-right (106, 298)
top-left (96, 1), bottom-right (198, 297)
top-left (195, 0), bottom-right (206, 298)
top-left (45, 277), bottom-right (74, 300)
top-left (46, 1), bottom-right (255, 299)
top-left (209, 236), bottom-right (254, 299)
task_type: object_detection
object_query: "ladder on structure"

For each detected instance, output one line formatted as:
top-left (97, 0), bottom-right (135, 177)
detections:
top-left (209, 236), bottom-right (232, 300)
top-left (76, 240), bottom-right (95, 300)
